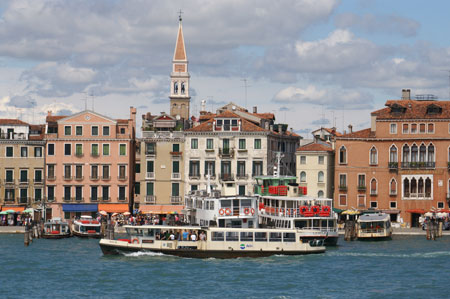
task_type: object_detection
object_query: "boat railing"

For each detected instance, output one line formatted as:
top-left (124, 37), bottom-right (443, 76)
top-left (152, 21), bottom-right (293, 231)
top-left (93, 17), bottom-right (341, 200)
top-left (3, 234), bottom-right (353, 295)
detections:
top-left (297, 227), bottom-right (335, 232)
top-left (260, 207), bottom-right (332, 218)
top-left (360, 228), bottom-right (385, 234)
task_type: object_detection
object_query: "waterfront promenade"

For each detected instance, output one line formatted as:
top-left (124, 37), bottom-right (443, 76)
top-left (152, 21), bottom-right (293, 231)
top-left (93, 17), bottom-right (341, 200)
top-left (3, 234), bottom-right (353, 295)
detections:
top-left (1, 226), bottom-right (449, 235)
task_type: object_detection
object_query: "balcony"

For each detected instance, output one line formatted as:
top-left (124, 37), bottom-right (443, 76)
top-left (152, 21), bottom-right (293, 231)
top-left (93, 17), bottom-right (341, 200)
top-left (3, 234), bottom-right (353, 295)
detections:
top-left (18, 197), bottom-right (30, 204)
top-left (236, 173), bottom-right (248, 180)
top-left (90, 197), bottom-right (98, 202)
top-left (203, 173), bottom-right (216, 180)
top-left (91, 152), bottom-right (99, 157)
top-left (357, 185), bottom-right (366, 191)
top-left (145, 195), bottom-right (156, 203)
top-left (118, 175), bottom-right (128, 181)
top-left (170, 151), bottom-right (182, 156)
top-left (145, 149), bottom-right (156, 156)
top-left (117, 197), bottom-right (127, 201)
top-left (74, 176), bottom-right (84, 181)
top-left (102, 176), bottom-right (111, 181)
top-left (146, 172), bottom-right (155, 179)
top-left (75, 152), bottom-right (84, 157)
top-left (170, 196), bottom-right (182, 204)
top-left (63, 176), bottom-right (72, 181)
top-left (90, 176), bottom-right (99, 181)
top-left (220, 173), bottom-right (234, 181)
top-left (47, 176), bottom-right (56, 181)
top-left (101, 197), bottom-right (111, 201)
top-left (401, 162), bottom-right (435, 169)
top-left (33, 179), bottom-right (44, 185)
top-left (5, 179), bottom-right (15, 185)
top-left (171, 173), bottom-right (181, 180)
top-left (0, 132), bottom-right (27, 140)
top-left (219, 148), bottom-right (234, 158)
top-left (338, 185), bottom-right (347, 191)
top-left (19, 179), bottom-right (29, 185)
top-left (388, 162), bottom-right (398, 170)
top-left (189, 173), bottom-right (201, 180)
top-left (4, 197), bottom-right (15, 203)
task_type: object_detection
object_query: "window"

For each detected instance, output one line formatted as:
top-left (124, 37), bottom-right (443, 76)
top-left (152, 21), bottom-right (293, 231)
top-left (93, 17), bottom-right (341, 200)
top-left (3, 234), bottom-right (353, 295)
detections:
top-left (20, 170), bottom-right (28, 183)
top-left (339, 194), bottom-right (347, 206)
top-left (172, 161), bottom-right (179, 173)
top-left (224, 119), bottom-right (230, 131)
top-left (64, 126), bottom-right (71, 136)
top-left (91, 144), bottom-right (99, 156)
top-left (402, 124), bottom-right (409, 134)
top-left (370, 178), bottom-right (377, 195)
top-left (75, 186), bottom-right (82, 201)
top-left (428, 123), bottom-right (434, 133)
top-left (102, 165), bottom-right (110, 179)
top-left (318, 190), bottom-right (324, 198)
top-left (34, 147), bottom-right (42, 157)
top-left (300, 171), bottom-right (306, 182)
top-left (410, 123), bottom-right (417, 134)
top-left (438, 202), bottom-right (444, 209)
top-left (239, 139), bottom-right (246, 150)
top-left (358, 174), bottom-right (366, 189)
top-left (103, 126), bottom-right (110, 136)
top-left (91, 186), bottom-right (98, 201)
top-left (339, 146), bottom-right (347, 164)
top-left (390, 179), bottom-right (397, 195)
top-left (34, 188), bottom-right (42, 202)
top-left (21, 147), bottom-right (28, 157)
top-left (191, 138), bottom-right (198, 149)
top-left (64, 186), bottom-right (71, 201)
top-left (6, 147), bottom-right (13, 157)
top-left (5, 170), bottom-right (13, 182)
top-left (134, 182), bottom-right (140, 195)
top-left (300, 156), bottom-right (306, 164)
top-left (390, 201), bottom-right (397, 209)
top-left (75, 144), bottom-right (83, 156)
top-left (357, 195), bottom-right (366, 208)
top-left (369, 147), bottom-right (377, 165)
top-left (103, 144), bottom-right (110, 156)
top-left (216, 119), bottom-right (223, 127)
top-left (172, 183), bottom-right (179, 196)
top-left (212, 232), bottom-right (224, 241)
top-left (239, 185), bottom-right (245, 196)
top-left (146, 182), bottom-right (154, 196)
top-left (189, 161), bottom-right (200, 177)
top-left (390, 123), bottom-right (397, 134)
top-left (390, 145), bottom-right (398, 162)
top-left (47, 144), bottom-right (55, 156)
top-left (135, 164), bottom-right (140, 174)
top-left (318, 171), bottom-right (324, 183)
top-left (91, 126), bottom-right (98, 136)
top-left (75, 165), bottom-right (83, 179)
top-left (191, 185), bottom-right (198, 191)
top-left (64, 165), bottom-right (71, 179)
top-left (205, 161), bottom-right (215, 176)
top-left (428, 144), bottom-right (435, 162)
top-left (252, 161), bottom-right (263, 176)
top-left (420, 123), bottom-right (426, 133)
top-left (91, 165), bottom-right (98, 179)
top-left (237, 161), bottom-right (246, 177)
top-left (232, 119), bottom-right (238, 127)
top-left (254, 139), bottom-right (261, 149)
top-left (173, 144), bottom-right (180, 152)
top-left (147, 161), bottom-right (154, 173)
top-left (64, 144), bottom-right (71, 156)
top-left (119, 144), bottom-right (126, 156)
top-left (402, 145), bottom-right (410, 163)
top-left (118, 186), bottom-right (126, 201)
top-left (146, 143), bottom-right (156, 154)
top-left (47, 165), bottom-right (55, 178)
top-left (34, 170), bottom-right (42, 183)
top-left (102, 186), bottom-right (109, 200)
top-left (47, 186), bottom-right (55, 201)
top-left (119, 165), bottom-right (126, 179)
top-left (318, 156), bottom-right (324, 164)
top-left (120, 128), bottom-right (125, 134)
top-left (339, 174), bottom-right (347, 188)
top-left (370, 201), bottom-right (378, 208)
top-left (75, 126), bottom-right (83, 136)
top-left (205, 139), bottom-right (214, 150)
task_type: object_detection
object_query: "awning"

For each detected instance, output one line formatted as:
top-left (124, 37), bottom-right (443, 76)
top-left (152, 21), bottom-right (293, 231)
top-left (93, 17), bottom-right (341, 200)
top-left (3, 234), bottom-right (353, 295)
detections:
top-left (333, 208), bottom-right (345, 213)
top-left (62, 204), bottom-right (98, 212)
top-left (139, 205), bottom-right (184, 214)
top-left (406, 209), bottom-right (425, 214)
top-left (1, 206), bottom-right (25, 213)
top-left (98, 204), bottom-right (129, 213)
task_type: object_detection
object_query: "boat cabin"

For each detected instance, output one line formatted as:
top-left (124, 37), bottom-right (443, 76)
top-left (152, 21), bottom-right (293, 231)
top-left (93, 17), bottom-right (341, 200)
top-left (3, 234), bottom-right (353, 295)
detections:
top-left (254, 176), bottom-right (305, 197)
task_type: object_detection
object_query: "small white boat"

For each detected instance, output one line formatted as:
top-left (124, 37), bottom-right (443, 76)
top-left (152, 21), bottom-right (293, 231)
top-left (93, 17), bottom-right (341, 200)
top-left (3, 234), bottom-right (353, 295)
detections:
top-left (99, 225), bottom-right (325, 258)
top-left (356, 213), bottom-right (392, 240)
top-left (72, 215), bottom-right (102, 238)
top-left (42, 218), bottom-right (71, 239)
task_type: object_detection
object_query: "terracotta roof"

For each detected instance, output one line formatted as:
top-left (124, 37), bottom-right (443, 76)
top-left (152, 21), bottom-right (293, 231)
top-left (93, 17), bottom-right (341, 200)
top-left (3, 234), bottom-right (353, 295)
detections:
top-left (272, 130), bottom-right (300, 137)
top-left (186, 119), bottom-right (214, 132)
top-left (46, 115), bottom-right (65, 122)
top-left (117, 119), bottom-right (129, 124)
top-left (297, 143), bottom-right (333, 152)
top-left (199, 113), bottom-right (216, 121)
top-left (372, 99), bottom-right (450, 119)
top-left (0, 119), bottom-right (29, 125)
top-left (186, 118), bottom-right (268, 133)
top-left (339, 128), bottom-right (374, 138)
top-left (241, 119), bottom-right (268, 132)
top-left (253, 113), bottom-right (275, 120)
top-left (323, 127), bottom-right (343, 137)
top-left (215, 110), bottom-right (240, 118)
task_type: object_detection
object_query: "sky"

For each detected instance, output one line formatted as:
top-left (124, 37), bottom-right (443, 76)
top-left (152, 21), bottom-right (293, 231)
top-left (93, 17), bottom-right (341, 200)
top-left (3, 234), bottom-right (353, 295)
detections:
top-left (1, 0), bottom-right (450, 137)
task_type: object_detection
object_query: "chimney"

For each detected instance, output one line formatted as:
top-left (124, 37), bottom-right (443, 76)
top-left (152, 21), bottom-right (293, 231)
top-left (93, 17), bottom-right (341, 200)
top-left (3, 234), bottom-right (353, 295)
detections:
top-left (253, 106), bottom-right (257, 113)
top-left (348, 124), bottom-right (353, 133)
top-left (401, 89), bottom-right (411, 100)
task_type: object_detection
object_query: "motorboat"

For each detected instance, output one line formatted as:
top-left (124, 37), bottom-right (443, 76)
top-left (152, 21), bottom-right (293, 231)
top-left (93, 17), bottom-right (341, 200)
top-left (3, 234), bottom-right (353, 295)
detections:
top-left (356, 213), bottom-right (392, 240)
top-left (42, 217), bottom-right (71, 239)
top-left (72, 215), bottom-right (102, 238)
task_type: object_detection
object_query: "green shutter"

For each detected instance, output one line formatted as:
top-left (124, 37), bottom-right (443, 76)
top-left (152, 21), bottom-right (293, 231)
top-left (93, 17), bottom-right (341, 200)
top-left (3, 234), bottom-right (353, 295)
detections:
top-left (173, 161), bottom-right (179, 173)
top-left (147, 182), bottom-right (154, 196)
top-left (147, 161), bottom-right (154, 172)
top-left (172, 183), bottom-right (179, 196)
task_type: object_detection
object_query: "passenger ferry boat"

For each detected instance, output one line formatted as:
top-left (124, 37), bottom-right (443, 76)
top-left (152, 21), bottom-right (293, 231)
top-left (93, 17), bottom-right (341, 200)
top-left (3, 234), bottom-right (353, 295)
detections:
top-left (42, 218), bottom-right (71, 239)
top-left (356, 213), bottom-right (392, 240)
top-left (72, 215), bottom-right (102, 238)
top-left (254, 176), bottom-right (339, 246)
top-left (99, 225), bottom-right (325, 258)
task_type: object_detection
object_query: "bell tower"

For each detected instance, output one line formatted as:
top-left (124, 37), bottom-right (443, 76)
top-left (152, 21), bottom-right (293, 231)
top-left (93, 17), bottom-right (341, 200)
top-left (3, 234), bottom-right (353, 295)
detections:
top-left (170, 13), bottom-right (190, 120)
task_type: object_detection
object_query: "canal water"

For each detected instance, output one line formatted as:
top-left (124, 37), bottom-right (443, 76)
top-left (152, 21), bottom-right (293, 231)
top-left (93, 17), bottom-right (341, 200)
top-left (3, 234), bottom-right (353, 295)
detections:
top-left (1, 234), bottom-right (449, 298)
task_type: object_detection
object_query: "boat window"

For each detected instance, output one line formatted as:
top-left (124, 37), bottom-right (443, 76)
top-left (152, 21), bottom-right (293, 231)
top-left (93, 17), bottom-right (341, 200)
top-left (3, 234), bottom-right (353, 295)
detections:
top-left (211, 231), bottom-right (224, 241)
top-left (269, 232), bottom-right (282, 242)
top-left (221, 200), bottom-right (231, 208)
top-left (255, 232), bottom-right (267, 242)
top-left (283, 233), bottom-right (296, 242)
top-left (132, 228), bottom-right (143, 236)
top-left (240, 232), bottom-right (254, 241)
top-left (210, 201), bottom-right (214, 210)
top-left (321, 220), bottom-right (327, 228)
top-left (241, 199), bottom-right (251, 207)
top-left (313, 219), bottom-right (320, 228)
top-left (225, 232), bottom-right (239, 241)
top-left (328, 220), bottom-right (335, 228)
top-left (248, 220), bottom-right (254, 228)
top-left (126, 228), bottom-right (131, 235)
top-left (145, 229), bottom-right (154, 237)
top-left (294, 220), bottom-right (308, 228)
top-left (231, 220), bottom-right (242, 228)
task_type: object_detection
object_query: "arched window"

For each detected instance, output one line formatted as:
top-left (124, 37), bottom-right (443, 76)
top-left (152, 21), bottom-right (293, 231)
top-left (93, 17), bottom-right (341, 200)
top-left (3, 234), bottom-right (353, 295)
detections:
top-left (402, 144), bottom-right (410, 163)
top-left (411, 144), bottom-right (418, 162)
top-left (339, 146), bottom-right (347, 164)
top-left (389, 145), bottom-right (397, 162)
top-left (300, 171), bottom-right (306, 182)
top-left (370, 178), bottom-right (377, 195)
top-left (318, 190), bottom-right (324, 198)
top-left (425, 178), bottom-right (432, 197)
top-left (181, 82), bottom-right (185, 94)
top-left (174, 82), bottom-right (178, 94)
top-left (411, 178), bottom-right (417, 196)
top-left (419, 144), bottom-right (426, 162)
top-left (318, 171), bottom-right (324, 183)
top-left (428, 144), bottom-right (435, 163)
top-left (370, 147), bottom-right (377, 165)
top-left (390, 179), bottom-right (397, 195)
top-left (403, 178), bottom-right (410, 197)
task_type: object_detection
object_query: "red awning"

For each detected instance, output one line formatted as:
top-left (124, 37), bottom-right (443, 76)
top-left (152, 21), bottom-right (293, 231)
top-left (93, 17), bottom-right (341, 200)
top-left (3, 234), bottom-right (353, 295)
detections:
top-left (98, 204), bottom-right (129, 213)
top-left (406, 209), bottom-right (425, 214)
top-left (139, 205), bottom-right (184, 214)
top-left (2, 206), bottom-right (25, 213)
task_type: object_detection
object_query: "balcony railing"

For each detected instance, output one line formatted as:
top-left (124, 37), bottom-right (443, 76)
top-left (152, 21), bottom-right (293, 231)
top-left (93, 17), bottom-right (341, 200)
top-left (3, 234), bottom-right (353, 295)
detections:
top-left (219, 148), bottom-right (234, 158)
top-left (403, 192), bottom-right (432, 199)
top-left (18, 197), bottom-right (30, 204)
top-left (220, 173), bottom-right (234, 181)
top-left (357, 185), bottom-right (366, 191)
top-left (146, 172), bottom-right (155, 179)
top-left (370, 190), bottom-right (377, 196)
top-left (74, 176), bottom-right (84, 181)
top-left (47, 176), bottom-right (56, 181)
top-left (4, 197), bottom-right (15, 203)
top-left (117, 197), bottom-right (127, 201)
top-left (338, 185), bottom-right (347, 191)
top-left (236, 173), bottom-right (248, 180)
top-left (170, 196), bottom-right (182, 204)
top-left (189, 173), bottom-right (201, 179)
top-left (90, 176), bottom-right (99, 181)
top-left (401, 162), bottom-right (435, 169)
top-left (388, 162), bottom-right (398, 170)
top-left (145, 195), bottom-right (156, 203)
top-left (170, 151), bottom-right (182, 156)
top-left (171, 173), bottom-right (181, 180)
top-left (63, 176), bottom-right (72, 181)
top-left (19, 179), bottom-right (29, 184)
top-left (118, 175), bottom-right (128, 181)
top-left (203, 173), bottom-right (216, 179)
top-left (0, 132), bottom-right (27, 140)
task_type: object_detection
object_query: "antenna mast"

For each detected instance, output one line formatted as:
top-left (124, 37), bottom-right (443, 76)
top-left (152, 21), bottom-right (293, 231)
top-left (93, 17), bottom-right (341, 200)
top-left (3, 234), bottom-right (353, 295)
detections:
top-left (241, 78), bottom-right (251, 109)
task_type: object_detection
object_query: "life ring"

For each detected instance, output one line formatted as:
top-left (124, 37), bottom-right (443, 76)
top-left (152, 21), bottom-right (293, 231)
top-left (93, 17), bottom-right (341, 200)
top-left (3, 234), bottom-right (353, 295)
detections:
top-left (244, 208), bottom-right (250, 215)
top-left (219, 208), bottom-right (225, 216)
top-left (251, 208), bottom-right (255, 215)
top-left (225, 208), bottom-right (232, 216)
top-left (300, 206), bottom-right (309, 215)
top-left (321, 206), bottom-right (330, 213)
top-left (311, 206), bottom-right (320, 214)
top-left (132, 238), bottom-right (139, 244)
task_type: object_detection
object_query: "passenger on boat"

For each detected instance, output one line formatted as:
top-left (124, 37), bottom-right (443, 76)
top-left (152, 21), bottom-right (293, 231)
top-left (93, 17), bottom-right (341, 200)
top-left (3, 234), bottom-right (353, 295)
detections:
top-left (182, 230), bottom-right (189, 240)
top-left (169, 232), bottom-right (175, 240)
top-left (190, 231), bottom-right (197, 241)
top-left (199, 231), bottom-right (206, 241)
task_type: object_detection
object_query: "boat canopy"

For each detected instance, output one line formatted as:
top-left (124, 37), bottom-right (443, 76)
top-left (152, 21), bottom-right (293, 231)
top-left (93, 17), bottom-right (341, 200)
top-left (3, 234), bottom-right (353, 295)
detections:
top-left (358, 213), bottom-right (390, 222)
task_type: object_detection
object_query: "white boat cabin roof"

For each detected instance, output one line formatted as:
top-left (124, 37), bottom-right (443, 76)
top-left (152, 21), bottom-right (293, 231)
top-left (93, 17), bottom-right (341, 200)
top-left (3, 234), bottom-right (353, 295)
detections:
top-left (358, 213), bottom-right (390, 222)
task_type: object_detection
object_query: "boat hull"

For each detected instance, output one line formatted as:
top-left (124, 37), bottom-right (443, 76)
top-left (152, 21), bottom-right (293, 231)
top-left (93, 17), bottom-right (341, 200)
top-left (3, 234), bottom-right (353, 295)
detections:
top-left (99, 242), bottom-right (325, 258)
top-left (72, 230), bottom-right (102, 239)
top-left (42, 233), bottom-right (71, 239)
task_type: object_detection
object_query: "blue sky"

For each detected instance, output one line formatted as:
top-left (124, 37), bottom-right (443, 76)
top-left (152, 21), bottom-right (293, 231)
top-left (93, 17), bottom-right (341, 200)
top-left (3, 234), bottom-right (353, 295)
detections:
top-left (0, 0), bottom-right (450, 136)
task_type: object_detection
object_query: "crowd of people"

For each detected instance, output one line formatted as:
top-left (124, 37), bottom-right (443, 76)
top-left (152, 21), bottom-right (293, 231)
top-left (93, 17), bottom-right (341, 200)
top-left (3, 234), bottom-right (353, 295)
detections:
top-left (0, 213), bottom-right (32, 226)
top-left (110, 213), bottom-right (186, 227)
top-left (156, 229), bottom-right (207, 241)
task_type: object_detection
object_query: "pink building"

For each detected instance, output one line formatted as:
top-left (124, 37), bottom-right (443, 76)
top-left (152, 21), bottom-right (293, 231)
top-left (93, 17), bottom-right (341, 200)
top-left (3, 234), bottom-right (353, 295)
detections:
top-left (44, 108), bottom-right (136, 219)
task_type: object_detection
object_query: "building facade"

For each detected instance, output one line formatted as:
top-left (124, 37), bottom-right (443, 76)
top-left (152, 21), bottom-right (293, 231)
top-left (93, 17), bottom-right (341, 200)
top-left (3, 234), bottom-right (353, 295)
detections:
top-left (334, 89), bottom-right (450, 226)
top-left (45, 108), bottom-right (136, 219)
top-left (0, 120), bottom-right (45, 212)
